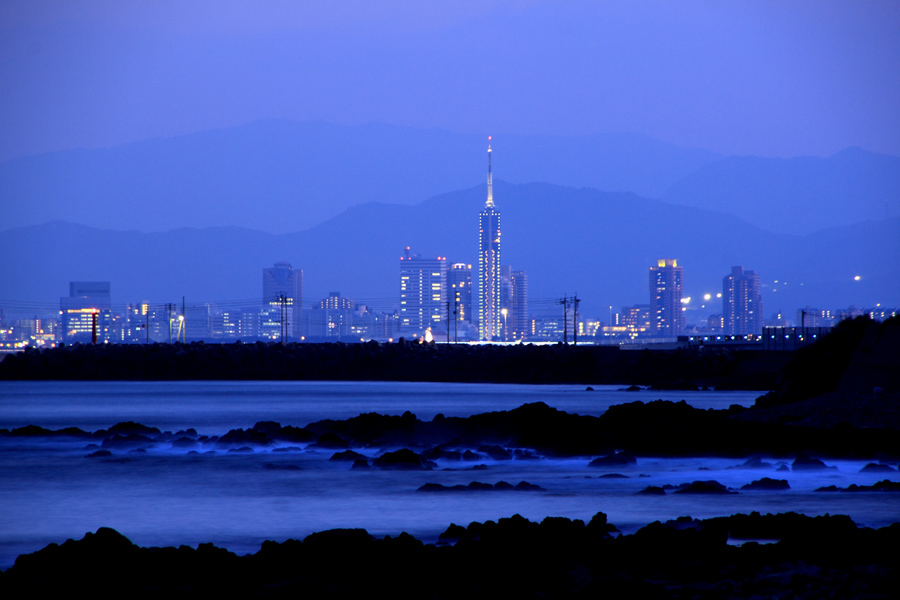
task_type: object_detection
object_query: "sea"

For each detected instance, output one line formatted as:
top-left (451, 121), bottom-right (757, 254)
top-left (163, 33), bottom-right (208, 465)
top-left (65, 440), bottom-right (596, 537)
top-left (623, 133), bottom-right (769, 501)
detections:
top-left (1, 381), bottom-right (897, 568)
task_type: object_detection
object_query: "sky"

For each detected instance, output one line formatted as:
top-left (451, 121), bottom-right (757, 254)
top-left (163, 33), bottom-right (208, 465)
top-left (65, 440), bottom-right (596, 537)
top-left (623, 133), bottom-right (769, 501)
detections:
top-left (1, 0), bottom-right (899, 163)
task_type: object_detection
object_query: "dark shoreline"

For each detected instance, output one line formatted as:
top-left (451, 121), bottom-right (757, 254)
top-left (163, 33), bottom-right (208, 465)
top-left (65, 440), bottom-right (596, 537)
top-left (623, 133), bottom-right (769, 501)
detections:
top-left (5, 399), bottom-right (899, 460)
top-left (2, 512), bottom-right (897, 598)
top-left (0, 340), bottom-right (790, 389)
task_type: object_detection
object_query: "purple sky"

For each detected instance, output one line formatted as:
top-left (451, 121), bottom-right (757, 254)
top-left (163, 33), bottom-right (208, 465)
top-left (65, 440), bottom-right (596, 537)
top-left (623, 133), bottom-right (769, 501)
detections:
top-left (1, 1), bottom-right (898, 162)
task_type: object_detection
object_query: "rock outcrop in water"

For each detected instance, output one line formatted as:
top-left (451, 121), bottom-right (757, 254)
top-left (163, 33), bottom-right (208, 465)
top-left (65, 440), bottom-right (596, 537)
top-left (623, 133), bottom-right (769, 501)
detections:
top-left (4, 398), bottom-right (900, 460)
top-left (2, 513), bottom-right (896, 598)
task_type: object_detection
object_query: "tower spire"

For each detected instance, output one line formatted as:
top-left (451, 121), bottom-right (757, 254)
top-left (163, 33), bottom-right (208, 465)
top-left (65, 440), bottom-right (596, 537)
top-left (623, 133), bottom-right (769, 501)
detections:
top-left (486, 136), bottom-right (494, 208)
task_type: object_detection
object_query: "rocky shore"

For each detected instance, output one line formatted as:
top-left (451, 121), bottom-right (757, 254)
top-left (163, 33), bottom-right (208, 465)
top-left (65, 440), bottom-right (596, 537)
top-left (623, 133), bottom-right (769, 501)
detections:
top-left (4, 397), bottom-right (899, 460)
top-left (2, 316), bottom-right (896, 597)
top-left (2, 512), bottom-right (896, 598)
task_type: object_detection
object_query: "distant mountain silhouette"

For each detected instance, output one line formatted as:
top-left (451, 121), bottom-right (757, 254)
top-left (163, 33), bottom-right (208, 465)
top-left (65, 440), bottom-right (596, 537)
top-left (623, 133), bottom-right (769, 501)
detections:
top-left (0, 120), bottom-right (720, 234)
top-left (662, 147), bottom-right (900, 235)
top-left (2, 183), bottom-right (895, 317)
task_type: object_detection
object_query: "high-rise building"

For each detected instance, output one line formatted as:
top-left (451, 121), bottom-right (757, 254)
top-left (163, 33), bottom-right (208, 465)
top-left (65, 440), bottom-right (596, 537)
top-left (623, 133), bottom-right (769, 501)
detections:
top-left (399, 248), bottom-right (448, 335)
top-left (723, 266), bottom-right (762, 336)
top-left (478, 138), bottom-right (501, 341)
top-left (500, 266), bottom-right (528, 341)
top-left (262, 262), bottom-right (303, 340)
top-left (448, 263), bottom-right (473, 324)
top-left (649, 259), bottom-right (684, 336)
top-left (60, 281), bottom-right (112, 343)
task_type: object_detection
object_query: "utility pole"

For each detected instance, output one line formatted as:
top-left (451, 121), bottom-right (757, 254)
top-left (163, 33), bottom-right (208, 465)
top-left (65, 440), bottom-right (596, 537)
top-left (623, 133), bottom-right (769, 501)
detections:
top-left (454, 298), bottom-right (459, 344)
top-left (146, 306), bottom-right (150, 345)
top-left (446, 301), bottom-right (451, 344)
top-left (573, 293), bottom-right (581, 346)
top-left (181, 296), bottom-right (186, 343)
top-left (559, 295), bottom-right (569, 344)
top-left (276, 294), bottom-right (288, 342)
top-left (164, 303), bottom-right (176, 343)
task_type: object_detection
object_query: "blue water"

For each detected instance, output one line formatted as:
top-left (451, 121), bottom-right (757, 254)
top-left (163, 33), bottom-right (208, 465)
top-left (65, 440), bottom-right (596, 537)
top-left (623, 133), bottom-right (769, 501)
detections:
top-left (0, 381), bottom-right (896, 569)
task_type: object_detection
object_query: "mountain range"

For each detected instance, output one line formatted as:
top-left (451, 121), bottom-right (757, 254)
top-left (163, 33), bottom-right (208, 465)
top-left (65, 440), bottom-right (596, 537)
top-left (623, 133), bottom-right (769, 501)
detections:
top-left (2, 120), bottom-right (898, 236)
top-left (2, 182), bottom-right (896, 318)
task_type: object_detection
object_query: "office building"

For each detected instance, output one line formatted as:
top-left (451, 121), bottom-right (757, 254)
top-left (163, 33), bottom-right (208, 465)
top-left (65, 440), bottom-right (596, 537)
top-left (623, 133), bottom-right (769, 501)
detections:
top-left (60, 281), bottom-right (112, 343)
top-left (448, 263), bottom-right (473, 324)
top-left (399, 248), bottom-right (448, 335)
top-left (262, 262), bottom-right (303, 340)
top-left (500, 265), bottom-right (528, 341)
top-left (723, 266), bottom-right (762, 336)
top-left (649, 259), bottom-right (684, 336)
top-left (478, 138), bottom-right (501, 341)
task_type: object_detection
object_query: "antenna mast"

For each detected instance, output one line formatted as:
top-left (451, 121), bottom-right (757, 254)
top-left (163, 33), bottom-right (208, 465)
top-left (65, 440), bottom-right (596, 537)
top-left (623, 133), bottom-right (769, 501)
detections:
top-left (486, 136), bottom-right (494, 207)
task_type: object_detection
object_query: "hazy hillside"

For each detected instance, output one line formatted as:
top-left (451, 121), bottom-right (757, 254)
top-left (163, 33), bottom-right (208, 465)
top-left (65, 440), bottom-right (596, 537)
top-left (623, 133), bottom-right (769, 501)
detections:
top-left (0, 120), bottom-right (720, 235)
top-left (662, 147), bottom-right (900, 235)
top-left (2, 183), bottom-right (895, 318)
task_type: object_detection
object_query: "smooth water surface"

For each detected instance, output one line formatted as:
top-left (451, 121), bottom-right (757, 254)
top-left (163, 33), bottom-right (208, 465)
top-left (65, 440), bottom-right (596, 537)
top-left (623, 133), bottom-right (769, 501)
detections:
top-left (1, 381), bottom-right (896, 569)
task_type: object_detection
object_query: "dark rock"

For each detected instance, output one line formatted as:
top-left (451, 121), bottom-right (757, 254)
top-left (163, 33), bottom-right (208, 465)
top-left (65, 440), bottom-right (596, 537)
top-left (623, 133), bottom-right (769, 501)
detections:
top-left (107, 421), bottom-right (162, 437)
top-left (372, 448), bottom-right (430, 470)
top-left (599, 473), bottom-right (629, 479)
top-left (792, 454), bottom-right (834, 471)
top-left (251, 421), bottom-right (282, 434)
top-left (730, 456), bottom-right (775, 469)
top-left (215, 428), bottom-right (272, 449)
top-left (860, 462), bottom-right (896, 473)
top-left (351, 459), bottom-right (370, 470)
top-left (673, 480), bottom-right (735, 494)
top-left (467, 481), bottom-right (494, 491)
top-left (86, 449), bottom-right (112, 458)
top-left (624, 385), bottom-right (642, 391)
top-left (638, 485), bottom-right (666, 495)
top-left (741, 478), bottom-right (790, 491)
top-left (417, 483), bottom-right (449, 492)
top-left (438, 523), bottom-right (467, 541)
top-left (329, 450), bottom-right (366, 462)
top-left (514, 481), bottom-right (545, 491)
top-left (311, 432), bottom-right (349, 449)
top-left (816, 479), bottom-right (900, 492)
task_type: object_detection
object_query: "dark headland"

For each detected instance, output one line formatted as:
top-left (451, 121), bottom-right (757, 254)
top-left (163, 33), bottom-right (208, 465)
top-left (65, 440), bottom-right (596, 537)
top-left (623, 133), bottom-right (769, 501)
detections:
top-left (2, 315), bottom-right (898, 597)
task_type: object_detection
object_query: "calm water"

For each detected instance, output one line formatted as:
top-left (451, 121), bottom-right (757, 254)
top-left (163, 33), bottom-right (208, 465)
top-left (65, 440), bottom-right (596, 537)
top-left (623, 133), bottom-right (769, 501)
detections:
top-left (0, 381), bottom-right (896, 569)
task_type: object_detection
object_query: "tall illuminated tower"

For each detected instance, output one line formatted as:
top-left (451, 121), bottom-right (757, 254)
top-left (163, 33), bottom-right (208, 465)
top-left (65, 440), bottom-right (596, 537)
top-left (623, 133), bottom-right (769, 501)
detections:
top-left (478, 137), bottom-right (501, 341)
